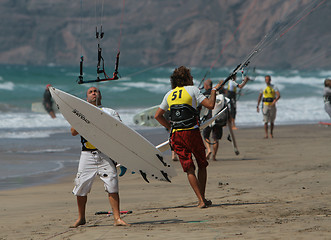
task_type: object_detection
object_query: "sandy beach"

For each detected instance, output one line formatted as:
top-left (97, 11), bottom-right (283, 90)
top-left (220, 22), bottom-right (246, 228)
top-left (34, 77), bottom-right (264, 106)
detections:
top-left (0, 124), bottom-right (330, 240)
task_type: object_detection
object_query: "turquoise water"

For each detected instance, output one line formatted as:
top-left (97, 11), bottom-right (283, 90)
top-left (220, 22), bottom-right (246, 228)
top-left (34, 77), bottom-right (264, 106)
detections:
top-left (0, 64), bottom-right (330, 127)
top-left (0, 64), bottom-right (330, 190)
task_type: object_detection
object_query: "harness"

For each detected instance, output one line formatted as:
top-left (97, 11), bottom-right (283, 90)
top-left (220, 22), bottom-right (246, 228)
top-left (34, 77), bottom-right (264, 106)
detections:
top-left (324, 95), bottom-right (331, 104)
top-left (81, 136), bottom-right (97, 151)
top-left (262, 85), bottom-right (276, 105)
top-left (169, 104), bottom-right (199, 129)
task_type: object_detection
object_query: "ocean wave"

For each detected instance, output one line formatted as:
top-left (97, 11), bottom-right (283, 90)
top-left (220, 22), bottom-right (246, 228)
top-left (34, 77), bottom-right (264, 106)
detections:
top-left (0, 112), bottom-right (69, 129)
top-left (318, 70), bottom-right (331, 78)
top-left (236, 96), bottom-right (329, 126)
top-left (17, 147), bottom-right (72, 154)
top-left (0, 81), bottom-right (15, 90)
top-left (0, 159), bottom-right (75, 180)
top-left (124, 81), bottom-right (169, 93)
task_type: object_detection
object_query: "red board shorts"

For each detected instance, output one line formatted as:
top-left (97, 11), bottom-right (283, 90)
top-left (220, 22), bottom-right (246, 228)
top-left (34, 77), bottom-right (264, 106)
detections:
top-left (170, 128), bottom-right (208, 172)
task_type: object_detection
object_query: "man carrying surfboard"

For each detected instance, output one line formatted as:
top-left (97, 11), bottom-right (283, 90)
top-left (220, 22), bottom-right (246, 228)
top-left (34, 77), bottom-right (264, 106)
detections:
top-left (70, 87), bottom-right (129, 227)
top-left (155, 66), bottom-right (223, 208)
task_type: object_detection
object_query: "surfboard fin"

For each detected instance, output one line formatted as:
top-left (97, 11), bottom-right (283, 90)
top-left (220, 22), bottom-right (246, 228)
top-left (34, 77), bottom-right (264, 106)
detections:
top-left (160, 171), bottom-right (171, 183)
top-left (156, 154), bottom-right (168, 167)
top-left (139, 170), bottom-right (150, 183)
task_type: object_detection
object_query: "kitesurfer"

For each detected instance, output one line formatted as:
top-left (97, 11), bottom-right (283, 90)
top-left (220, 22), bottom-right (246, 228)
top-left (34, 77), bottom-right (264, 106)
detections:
top-left (257, 75), bottom-right (280, 138)
top-left (70, 87), bottom-right (129, 227)
top-left (323, 78), bottom-right (331, 118)
top-left (226, 74), bottom-right (249, 129)
top-left (43, 84), bottom-right (56, 119)
top-left (201, 79), bottom-right (227, 161)
top-left (155, 66), bottom-right (223, 208)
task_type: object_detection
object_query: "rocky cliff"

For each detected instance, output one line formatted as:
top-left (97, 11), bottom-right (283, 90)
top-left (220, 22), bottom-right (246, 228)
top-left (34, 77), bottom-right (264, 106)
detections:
top-left (0, 0), bottom-right (330, 69)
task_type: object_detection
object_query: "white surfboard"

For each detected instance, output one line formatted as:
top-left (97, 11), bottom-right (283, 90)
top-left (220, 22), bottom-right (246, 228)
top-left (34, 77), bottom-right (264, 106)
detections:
top-left (133, 105), bottom-right (160, 127)
top-left (49, 87), bottom-right (176, 183)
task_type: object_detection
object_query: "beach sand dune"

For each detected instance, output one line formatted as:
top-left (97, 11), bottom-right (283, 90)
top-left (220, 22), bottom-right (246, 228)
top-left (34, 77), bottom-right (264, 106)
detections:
top-left (0, 124), bottom-right (330, 239)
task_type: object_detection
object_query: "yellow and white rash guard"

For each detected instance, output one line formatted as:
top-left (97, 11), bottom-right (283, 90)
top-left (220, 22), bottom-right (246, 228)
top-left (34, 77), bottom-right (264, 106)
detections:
top-left (261, 84), bottom-right (278, 106)
top-left (160, 86), bottom-right (206, 131)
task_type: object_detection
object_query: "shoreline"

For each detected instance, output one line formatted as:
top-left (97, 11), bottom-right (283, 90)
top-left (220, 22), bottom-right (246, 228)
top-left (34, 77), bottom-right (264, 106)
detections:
top-left (0, 122), bottom-right (329, 192)
top-left (1, 123), bottom-right (330, 239)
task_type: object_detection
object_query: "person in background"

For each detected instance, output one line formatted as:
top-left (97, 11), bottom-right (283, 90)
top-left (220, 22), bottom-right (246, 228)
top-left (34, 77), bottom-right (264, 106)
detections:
top-left (257, 75), bottom-right (280, 138)
top-left (201, 79), bottom-right (225, 161)
top-left (43, 84), bottom-right (56, 118)
top-left (323, 78), bottom-right (331, 118)
top-left (155, 66), bottom-right (223, 208)
top-left (226, 74), bottom-right (248, 129)
top-left (70, 87), bottom-right (129, 228)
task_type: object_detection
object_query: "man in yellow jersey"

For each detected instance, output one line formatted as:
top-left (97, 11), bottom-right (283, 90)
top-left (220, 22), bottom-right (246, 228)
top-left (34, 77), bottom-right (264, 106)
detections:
top-left (70, 87), bottom-right (129, 227)
top-left (155, 66), bottom-right (223, 208)
top-left (257, 75), bottom-right (280, 138)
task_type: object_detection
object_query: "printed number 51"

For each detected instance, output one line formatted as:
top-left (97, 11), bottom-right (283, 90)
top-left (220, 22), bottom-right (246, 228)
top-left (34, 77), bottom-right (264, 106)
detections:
top-left (172, 90), bottom-right (182, 100)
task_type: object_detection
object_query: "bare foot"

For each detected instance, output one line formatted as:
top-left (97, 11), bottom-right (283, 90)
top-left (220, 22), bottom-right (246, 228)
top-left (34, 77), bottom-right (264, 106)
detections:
top-left (232, 126), bottom-right (238, 130)
top-left (70, 218), bottom-right (86, 228)
top-left (264, 136), bottom-right (268, 139)
top-left (212, 154), bottom-right (216, 161)
top-left (206, 151), bottom-right (212, 160)
top-left (270, 134), bottom-right (274, 138)
top-left (114, 218), bottom-right (130, 226)
top-left (197, 202), bottom-right (207, 208)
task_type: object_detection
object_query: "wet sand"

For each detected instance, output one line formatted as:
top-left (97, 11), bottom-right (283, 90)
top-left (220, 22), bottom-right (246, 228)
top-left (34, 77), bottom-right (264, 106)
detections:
top-left (0, 124), bottom-right (330, 239)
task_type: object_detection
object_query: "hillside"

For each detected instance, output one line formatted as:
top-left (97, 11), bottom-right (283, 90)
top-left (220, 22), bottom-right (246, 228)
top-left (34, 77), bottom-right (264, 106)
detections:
top-left (0, 0), bottom-right (330, 69)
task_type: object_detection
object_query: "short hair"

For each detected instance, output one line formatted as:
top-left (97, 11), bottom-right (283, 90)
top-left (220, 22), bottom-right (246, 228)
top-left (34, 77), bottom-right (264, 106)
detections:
top-left (86, 87), bottom-right (101, 97)
top-left (325, 79), bottom-right (331, 87)
top-left (204, 79), bottom-right (212, 89)
top-left (170, 66), bottom-right (193, 89)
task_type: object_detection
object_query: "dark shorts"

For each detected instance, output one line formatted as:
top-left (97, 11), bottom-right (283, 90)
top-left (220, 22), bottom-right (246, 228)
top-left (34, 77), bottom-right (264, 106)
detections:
top-left (170, 129), bottom-right (208, 172)
top-left (203, 124), bottom-right (223, 140)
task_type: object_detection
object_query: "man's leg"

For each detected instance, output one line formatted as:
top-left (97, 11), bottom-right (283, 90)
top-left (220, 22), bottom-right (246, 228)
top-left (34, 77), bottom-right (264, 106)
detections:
top-left (204, 139), bottom-right (212, 160)
top-left (108, 193), bottom-right (130, 226)
top-left (203, 128), bottom-right (212, 160)
top-left (71, 196), bottom-right (87, 228)
top-left (264, 123), bottom-right (268, 138)
top-left (270, 122), bottom-right (274, 138)
top-left (186, 166), bottom-right (206, 208)
top-left (197, 166), bottom-right (207, 199)
top-left (212, 141), bottom-right (219, 161)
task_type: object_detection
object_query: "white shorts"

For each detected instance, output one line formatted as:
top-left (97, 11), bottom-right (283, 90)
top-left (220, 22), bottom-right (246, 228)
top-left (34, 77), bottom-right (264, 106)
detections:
top-left (262, 105), bottom-right (276, 123)
top-left (72, 151), bottom-right (119, 196)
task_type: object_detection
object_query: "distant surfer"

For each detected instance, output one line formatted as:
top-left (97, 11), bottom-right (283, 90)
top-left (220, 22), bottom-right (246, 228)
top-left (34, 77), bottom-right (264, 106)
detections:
top-left (257, 75), bottom-right (280, 138)
top-left (323, 78), bottom-right (331, 118)
top-left (155, 66), bottom-right (223, 208)
top-left (43, 84), bottom-right (56, 118)
top-left (70, 87), bottom-right (129, 227)
top-left (226, 74), bottom-right (249, 129)
top-left (201, 79), bottom-right (226, 161)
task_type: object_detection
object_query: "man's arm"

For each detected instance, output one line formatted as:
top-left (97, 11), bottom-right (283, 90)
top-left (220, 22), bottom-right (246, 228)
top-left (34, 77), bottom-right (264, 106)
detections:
top-left (271, 90), bottom-right (280, 106)
top-left (257, 93), bottom-right (263, 113)
top-left (154, 108), bottom-right (171, 131)
top-left (71, 127), bottom-right (78, 136)
top-left (237, 76), bottom-right (249, 89)
top-left (200, 81), bottom-right (223, 109)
